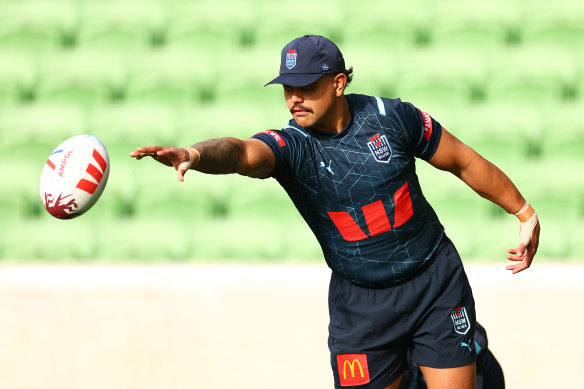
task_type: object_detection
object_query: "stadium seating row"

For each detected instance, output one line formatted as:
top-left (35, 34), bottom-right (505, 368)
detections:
top-left (0, 0), bottom-right (583, 53)
top-left (0, 209), bottom-right (581, 260)
top-left (1, 144), bottom-right (580, 260)
top-left (1, 101), bottom-right (582, 162)
top-left (1, 146), bottom-right (580, 223)
top-left (1, 45), bottom-right (582, 109)
top-left (0, 0), bottom-right (581, 262)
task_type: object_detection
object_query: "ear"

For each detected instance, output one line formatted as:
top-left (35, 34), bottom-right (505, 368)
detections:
top-left (333, 73), bottom-right (347, 96)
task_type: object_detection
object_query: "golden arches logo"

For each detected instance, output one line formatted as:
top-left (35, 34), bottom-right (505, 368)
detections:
top-left (337, 353), bottom-right (370, 386)
top-left (343, 359), bottom-right (364, 379)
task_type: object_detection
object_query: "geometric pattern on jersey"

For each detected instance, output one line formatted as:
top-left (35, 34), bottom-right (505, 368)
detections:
top-left (253, 94), bottom-right (445, 287)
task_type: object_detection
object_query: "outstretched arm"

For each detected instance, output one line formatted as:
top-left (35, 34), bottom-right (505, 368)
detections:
top-left (428, 128), bottom-right (540, 273)
top-left (129, 137), bottom-right (276, 181)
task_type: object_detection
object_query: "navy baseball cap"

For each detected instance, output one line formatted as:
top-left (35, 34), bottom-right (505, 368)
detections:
top-left (265, 35), bottom-right (345, 87)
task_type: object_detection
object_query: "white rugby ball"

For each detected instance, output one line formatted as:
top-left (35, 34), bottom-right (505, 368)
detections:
top-left (40, 134), bottom-right (110, 219)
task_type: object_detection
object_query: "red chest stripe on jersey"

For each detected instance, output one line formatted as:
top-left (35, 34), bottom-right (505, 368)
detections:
top-left (327, 182), bottom-right (414, 242)
top-left (361, 200), bottom-right (392, 237)
top-left (394, 182), bottom-right (414, 228)
top-left (258, 130), bottom-right (286, 147)
top-left (327, 211), bottom-right (369, 241)
top-left (418, 109), bottom-right (433, 141)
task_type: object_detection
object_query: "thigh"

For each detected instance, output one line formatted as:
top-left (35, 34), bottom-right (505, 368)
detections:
top-left (409, 237), bottom-right (477, 369)
top-left (328, 273), bottom-right (410, 388)
top-left (419, 363), bottom-right (476, 389)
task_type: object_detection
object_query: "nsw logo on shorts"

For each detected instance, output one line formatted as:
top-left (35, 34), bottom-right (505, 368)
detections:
top-left (451, 305), bottom-right (470, 335)
top-left (336, 354), bottom-right (370, 386)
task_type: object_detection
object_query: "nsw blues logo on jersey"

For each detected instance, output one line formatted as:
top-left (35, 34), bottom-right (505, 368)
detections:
top-left (286, 49), bottom-right (297, 69)
top-left (367, 133), bottom-right (392, 163)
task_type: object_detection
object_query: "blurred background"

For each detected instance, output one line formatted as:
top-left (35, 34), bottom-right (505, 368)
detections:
top-left (0, 0), bottom-right (583, 387)
top-left (0, 0), bottom-right (582, 262)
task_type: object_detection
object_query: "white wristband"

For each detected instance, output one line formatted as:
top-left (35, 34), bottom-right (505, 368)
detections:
top-left (178, 147), bottom-right (200, 171)
top-left (176, 148), bottom-right (200, 181)
top-left (514, 202), bottom-right (530, 217)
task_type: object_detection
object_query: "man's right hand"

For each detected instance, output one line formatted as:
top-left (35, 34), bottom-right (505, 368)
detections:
top-left (131, 138), bottom-right (276, 180)
top-left (130, 146), bottom-right (199, 182)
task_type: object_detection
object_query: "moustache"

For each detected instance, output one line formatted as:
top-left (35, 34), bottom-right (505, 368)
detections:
top-left (290, 105), bottom-right (313, 114)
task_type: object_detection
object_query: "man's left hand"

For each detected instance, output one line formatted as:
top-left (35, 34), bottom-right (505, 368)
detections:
top-left (506, 214), bottom-right (540, 274)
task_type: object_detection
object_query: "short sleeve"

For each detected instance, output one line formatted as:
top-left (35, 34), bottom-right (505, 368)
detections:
top-left (251, 129), bottom-right (305, 180)
top-left (397, 101), bottom-right (443, 160)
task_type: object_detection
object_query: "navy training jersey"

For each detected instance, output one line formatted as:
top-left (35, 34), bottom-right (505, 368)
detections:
top-left (253, 94), bottom-right (445, 287)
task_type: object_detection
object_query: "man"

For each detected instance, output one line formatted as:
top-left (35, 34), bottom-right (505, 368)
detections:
top-left (130, 35), bottom-right (540, 389)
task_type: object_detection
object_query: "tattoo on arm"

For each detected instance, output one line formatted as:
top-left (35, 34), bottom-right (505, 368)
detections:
top-left (192, 138), bottom-right (243, 174)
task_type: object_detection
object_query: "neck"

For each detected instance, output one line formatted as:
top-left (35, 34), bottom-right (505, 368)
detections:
top-left (313, 95), bottom-right (350, 133)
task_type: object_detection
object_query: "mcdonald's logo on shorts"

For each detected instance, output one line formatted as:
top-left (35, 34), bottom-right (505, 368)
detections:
top-left (336, 353), bottom-right (370, 386)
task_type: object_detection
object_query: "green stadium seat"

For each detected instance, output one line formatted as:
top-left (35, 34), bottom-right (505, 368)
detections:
top-left (502, 160), bottom-right (580, 257)
top-left (0, 103), bottom-right (87, 158)
top-left (86, 102), bottom-right (178, 216)
top-left (124, 49), bottom-right (211, 106)
top-left (184, 217), bottom-right (290, 260)
top-left (0, 51), bottom-right (36, 106)
top-left (132, 170), bottom-right (230, 220)
top-left (87, 102), bottom-right (177, 149)
top-left (0, 1), bottom-right (74, 54)
top-left (442, 218), bottom-right (518, 260)
top-left (576, 74), bottom-right (584, 102)
top-left (342, 47), bottom-right (395, 98)
top-left (226, 175), bottom-right (297, 220)
top-left (391, 49), bottom-right (484, 107)
top-left (0, 158), bottom-right (43, 223)
top-left (92, 218), bottom-right (191, 261)
top-left (519, 3), bottom-right (584, 48)
top-left (213, 48), bottom-right (282, 105)
top-left (252, 1), bottom-right (342, 49)
top-left (446, 103), bottom-right (544, 162)
top-left (35, 51), bottom-right (126, 108)
top-left (83, 102), bottom-right (178, 217)
top-left (174, 100), bottom-right (289, 146)
top-left (428, 188), bottom-right (493, 224)
top-left (417, 159), bottom-right (492, 223)
top-left (341, 3), bottom-right (422, 49)
top-left (483, 48), bottom-right (577, 106)
top-left (429, 3), bottom-right (516, 49)
top-left (565, 220), bottom-right (584, 259)
top-left (75, 1), bottom-right (165, 52)
top-left (530, 188), bottom-right (581, 226)
top-left (0, 218), bottom-right (96, 260)
top-left (164, 1), bottom-right (252, 50)
top-left (539, 102), bottom-right (584, 160)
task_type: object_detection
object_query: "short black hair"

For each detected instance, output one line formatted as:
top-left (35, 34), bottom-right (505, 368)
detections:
top-left (343, 66), bottom-right (354, 87)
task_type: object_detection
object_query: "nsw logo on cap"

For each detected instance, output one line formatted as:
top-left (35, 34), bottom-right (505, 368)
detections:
top-left (286, 49), bottom-right (297, 70)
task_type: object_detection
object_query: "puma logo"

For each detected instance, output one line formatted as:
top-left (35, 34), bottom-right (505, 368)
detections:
top-left (460, 341), bottom-right (473, 352)
top-left (320, 160), bottom-right (334, 175)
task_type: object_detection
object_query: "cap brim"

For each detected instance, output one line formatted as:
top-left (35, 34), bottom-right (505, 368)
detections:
top-left (264, 73), bottom-right (324, 87)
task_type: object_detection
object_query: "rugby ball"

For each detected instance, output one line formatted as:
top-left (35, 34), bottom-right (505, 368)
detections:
top-left (40, 134), bottom-right (110, 219)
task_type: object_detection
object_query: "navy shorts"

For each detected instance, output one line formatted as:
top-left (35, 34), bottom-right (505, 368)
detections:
top-left (328, 236), bottom-right (476, 388)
